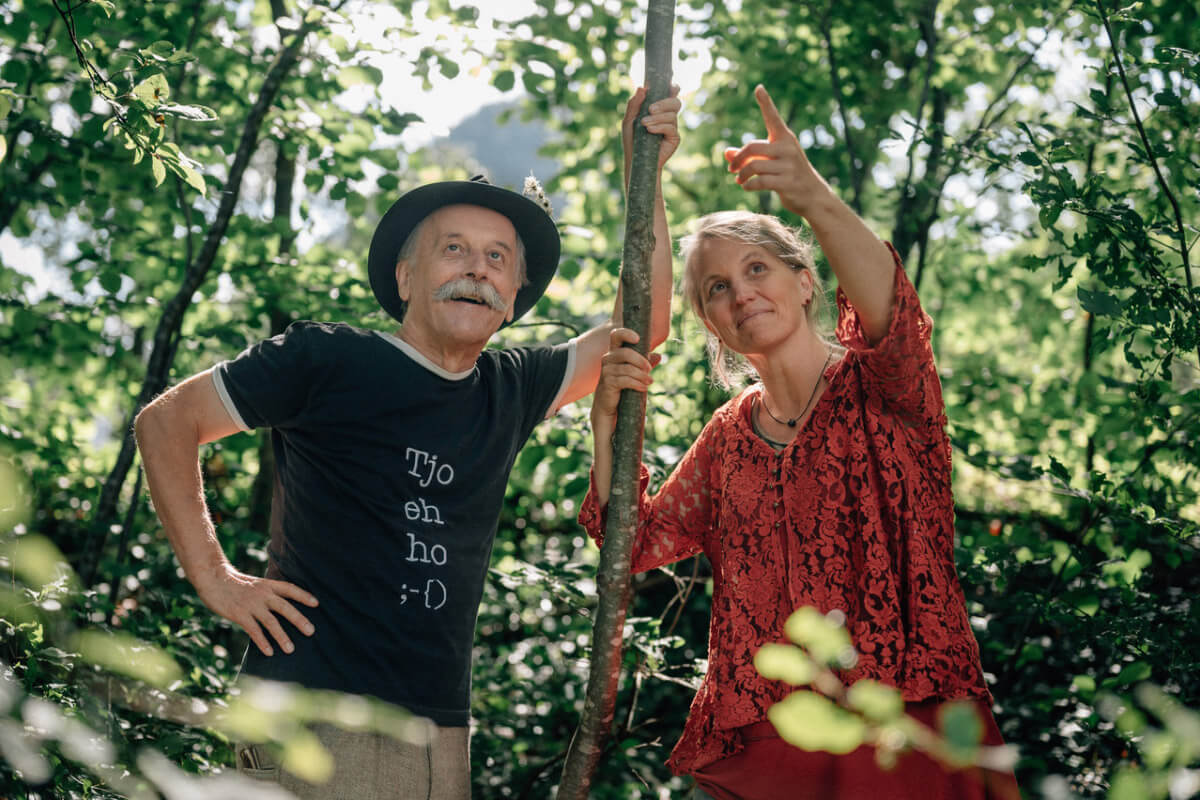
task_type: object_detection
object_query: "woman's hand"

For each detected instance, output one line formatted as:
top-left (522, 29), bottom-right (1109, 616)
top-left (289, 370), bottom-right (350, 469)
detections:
top-left (724, 85), bottom-right (836, 219)
top-left (622, 84), bottom-right (682, 183)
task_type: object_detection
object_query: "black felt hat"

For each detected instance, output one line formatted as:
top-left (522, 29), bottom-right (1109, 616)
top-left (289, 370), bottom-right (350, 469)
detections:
top-left (367, 175), bottom-right (560, 326)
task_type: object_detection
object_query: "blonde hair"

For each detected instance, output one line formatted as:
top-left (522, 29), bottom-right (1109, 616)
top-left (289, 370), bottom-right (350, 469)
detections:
top-left (679, 211), bottom-right (831, 389)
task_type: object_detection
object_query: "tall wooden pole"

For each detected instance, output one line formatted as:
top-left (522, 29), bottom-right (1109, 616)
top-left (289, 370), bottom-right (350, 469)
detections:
top-left (557, 1), bottom-right (675, 796)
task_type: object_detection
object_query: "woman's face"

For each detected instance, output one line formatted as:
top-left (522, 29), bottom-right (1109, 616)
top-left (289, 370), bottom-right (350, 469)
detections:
top-left (691, 236), bottom-right (813, 357)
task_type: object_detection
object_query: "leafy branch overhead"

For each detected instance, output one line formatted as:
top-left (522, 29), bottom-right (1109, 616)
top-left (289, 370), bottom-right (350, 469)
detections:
top-left (51, 0), bottom-right (214, 194)
top-left (0, 0), bottom-right (1198, 798)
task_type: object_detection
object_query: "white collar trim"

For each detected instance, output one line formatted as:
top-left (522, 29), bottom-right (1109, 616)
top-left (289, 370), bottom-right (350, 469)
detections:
top-left (374, 331), bottom-right (475, 381)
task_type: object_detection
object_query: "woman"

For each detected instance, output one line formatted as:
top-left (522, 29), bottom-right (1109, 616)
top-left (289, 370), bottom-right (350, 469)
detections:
top-left (581, 86), bottom-right (1021, 799)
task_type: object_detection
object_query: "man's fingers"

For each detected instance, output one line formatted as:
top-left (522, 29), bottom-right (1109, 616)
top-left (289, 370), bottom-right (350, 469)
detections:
top-left (755, 84), bottom-right (790, 140)
top-left (603, 365), bottom-right (653, 392)
top-left (243, 617), bottom-right (274, 657)
top-left (268, 595), bottom-right (316, 637)
top-left (271, 579), bottom-right (319, 608)
top-left (603, 349), bottom-right (654, 373)
top-left (609, 327), bottom-right (640, 347)
top-left (256, 608), bottom-right (295, 655)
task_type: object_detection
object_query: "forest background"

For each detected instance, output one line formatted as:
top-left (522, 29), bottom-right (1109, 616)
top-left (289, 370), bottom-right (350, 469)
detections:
top-left (1, 0), bottom-right (1197, 797)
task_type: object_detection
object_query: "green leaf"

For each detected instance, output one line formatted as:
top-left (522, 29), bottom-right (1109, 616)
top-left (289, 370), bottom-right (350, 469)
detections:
top-left (493, 70), bottom-right (516, 92)
top-left (0, 136), bottom-right (6, 165)
top-left (143, 40), bottom-right (176, 58)
top-left (1108, 766), bottom-right (1151, 800)
top-left (754, 643), bottom-right (817, 686)
top-left (1016, 150), bottom-right (1040, 167)
top-left (1114, 660), bottom-right (1152, 686)
top-left (157, 103), bottom-right (218, 122)
top-left (71, 631), bottom-right (183, 688)
top-left (336, 66), bottom-right (383, 89)
top-left (151, 154), bottom-right (166, 186)
top-left (783, 607), bottom-right (853, 665)
top-left (91, 0), bottom-right (115, 16)
top-left (1078, 287), bottom-right (1121, 317)
top-left (939, 700), bottom-right (984, 757)
top-left (767, 692), bottom-right (865, 754)
top-left (437, 55), bottom-right (460, 79)
top-left (132, 73), bottom-right (170, 104)
top-left (1038, 205), bottom-right (1061, 229)
top-left (1047, 455), bottom-right (1071, 484)
top-left (845, 680), bottom-right (904, 723)
top-left (166, 159), bottom-right (207, 197)
top-left (0, 94), bottom-right (11, 120)
top-left (99, 269), bottom-right (122, 294)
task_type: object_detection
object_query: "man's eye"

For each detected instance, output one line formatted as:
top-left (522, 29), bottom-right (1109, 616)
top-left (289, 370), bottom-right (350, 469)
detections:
top-left (488, 250), bottom-right (503, 261)
top-left (447, 243), bottom-right (461, 252)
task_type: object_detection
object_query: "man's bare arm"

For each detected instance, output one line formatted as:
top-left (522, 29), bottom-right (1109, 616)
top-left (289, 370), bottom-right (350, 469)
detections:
top-left (135, 369), bottom-right (318, 656)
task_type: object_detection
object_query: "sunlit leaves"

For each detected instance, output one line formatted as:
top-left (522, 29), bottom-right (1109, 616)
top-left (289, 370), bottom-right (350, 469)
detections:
top-left (938, 700), bottom-right (984, 761)
top-left (783, 606), bottom-right (855, 667)
top-left (845, 680), bottom-right (904, 724)
top-left (753, 643), bottom-right (817, 686)
top-left (131, 73), bottom-right (170, 105)
top-left (71, 630), bottom-right (183, 689)
top-left (768, 691), bottom-right (866, 754)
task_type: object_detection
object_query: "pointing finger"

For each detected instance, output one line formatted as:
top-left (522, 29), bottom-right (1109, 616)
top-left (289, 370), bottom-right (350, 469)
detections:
top-left (755, 84), bottom-right (790, 141)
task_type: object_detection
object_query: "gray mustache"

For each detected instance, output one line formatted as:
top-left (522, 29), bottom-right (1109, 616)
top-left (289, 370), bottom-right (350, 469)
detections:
top-left (432, 278), bottom-right (506, 312)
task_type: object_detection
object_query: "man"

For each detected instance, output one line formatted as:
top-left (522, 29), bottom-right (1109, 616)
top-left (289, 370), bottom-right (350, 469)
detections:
top-left (134, 88), bottom-right (679, 799)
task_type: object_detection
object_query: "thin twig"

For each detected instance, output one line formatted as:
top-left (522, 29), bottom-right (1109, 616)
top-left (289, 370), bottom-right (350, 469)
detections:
top-left (1095, 0), bottom-right (1198, 366)
top-left (819, 3), bottom-right (863, 212)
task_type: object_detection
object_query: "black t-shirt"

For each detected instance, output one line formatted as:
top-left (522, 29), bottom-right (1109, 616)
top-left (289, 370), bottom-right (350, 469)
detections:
top-left (212, 321), bottom-right (574, 725)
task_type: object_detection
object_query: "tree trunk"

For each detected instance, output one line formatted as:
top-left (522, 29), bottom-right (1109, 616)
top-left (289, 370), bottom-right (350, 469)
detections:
top-left (557, 2), bottom-right (675, 797)
top-left (81, 18), bottom-right (317, 586)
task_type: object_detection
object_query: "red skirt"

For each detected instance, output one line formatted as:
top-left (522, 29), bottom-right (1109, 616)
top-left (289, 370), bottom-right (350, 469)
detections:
top-left (692, 699), bottom-right (1021, 800)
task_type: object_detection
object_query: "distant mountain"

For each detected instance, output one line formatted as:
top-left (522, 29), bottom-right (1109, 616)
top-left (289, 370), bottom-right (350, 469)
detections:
top-left (442, 101), bottom-right (561, 192)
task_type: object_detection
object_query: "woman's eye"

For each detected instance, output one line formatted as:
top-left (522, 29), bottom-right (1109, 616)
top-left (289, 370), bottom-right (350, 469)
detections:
top-left (749, 262), bottom-right (766, 274)
top-left (708, 281), bottom-right (727, 297)
top-left (447, 243), bottom-right (461, 253)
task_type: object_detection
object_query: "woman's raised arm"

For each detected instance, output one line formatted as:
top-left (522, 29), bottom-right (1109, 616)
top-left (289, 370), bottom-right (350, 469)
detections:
top-left (725, 85), bottom-right (896, 343)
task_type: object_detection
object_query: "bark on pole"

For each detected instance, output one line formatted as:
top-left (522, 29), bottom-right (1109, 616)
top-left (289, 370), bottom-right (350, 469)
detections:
top-left (557, 2), bottom-right (675, 797)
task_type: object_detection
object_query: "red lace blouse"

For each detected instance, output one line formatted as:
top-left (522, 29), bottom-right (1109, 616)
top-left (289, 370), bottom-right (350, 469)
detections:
top-left (578, 251), bottom-right (991, 776)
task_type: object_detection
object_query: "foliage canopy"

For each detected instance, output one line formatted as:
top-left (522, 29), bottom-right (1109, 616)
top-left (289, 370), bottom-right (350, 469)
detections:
top-left (1, 0), bottom-right (1197, 797)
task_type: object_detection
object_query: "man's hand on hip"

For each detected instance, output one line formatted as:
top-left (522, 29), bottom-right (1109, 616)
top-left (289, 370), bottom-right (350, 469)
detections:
top-left (195, 563), bottom-right (318, 656)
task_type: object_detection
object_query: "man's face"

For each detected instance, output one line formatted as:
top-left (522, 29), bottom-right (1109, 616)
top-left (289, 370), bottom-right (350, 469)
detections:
top-left (395, 204), bottom-right (522, 347)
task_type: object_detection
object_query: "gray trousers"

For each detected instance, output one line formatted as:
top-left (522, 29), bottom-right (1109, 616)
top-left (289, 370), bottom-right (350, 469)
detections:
top-left (237, 722), bottom-right (470, 800)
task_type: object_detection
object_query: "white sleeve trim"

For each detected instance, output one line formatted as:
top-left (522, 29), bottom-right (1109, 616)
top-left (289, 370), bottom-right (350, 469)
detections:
top-left (211, 364), bottom-right (252, 433)
top-left (544, 338), bottom-right (579, 419)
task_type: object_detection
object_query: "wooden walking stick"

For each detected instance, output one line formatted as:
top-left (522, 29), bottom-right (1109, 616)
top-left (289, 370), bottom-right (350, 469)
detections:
top-left (557, 1), bottom-right (675, 796)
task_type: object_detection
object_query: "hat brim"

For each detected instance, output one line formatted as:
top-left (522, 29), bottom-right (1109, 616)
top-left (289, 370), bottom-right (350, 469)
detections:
top-left (367, 180), bottom-right (560, 327)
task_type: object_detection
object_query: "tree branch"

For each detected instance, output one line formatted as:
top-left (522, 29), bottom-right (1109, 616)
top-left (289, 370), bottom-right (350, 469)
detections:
top-left (84, 12), bottom-right (322, 585)
top-left (1095, 0), bottom-right (1198, 366)
top-left (819, 3), bottom-right (863, 212)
